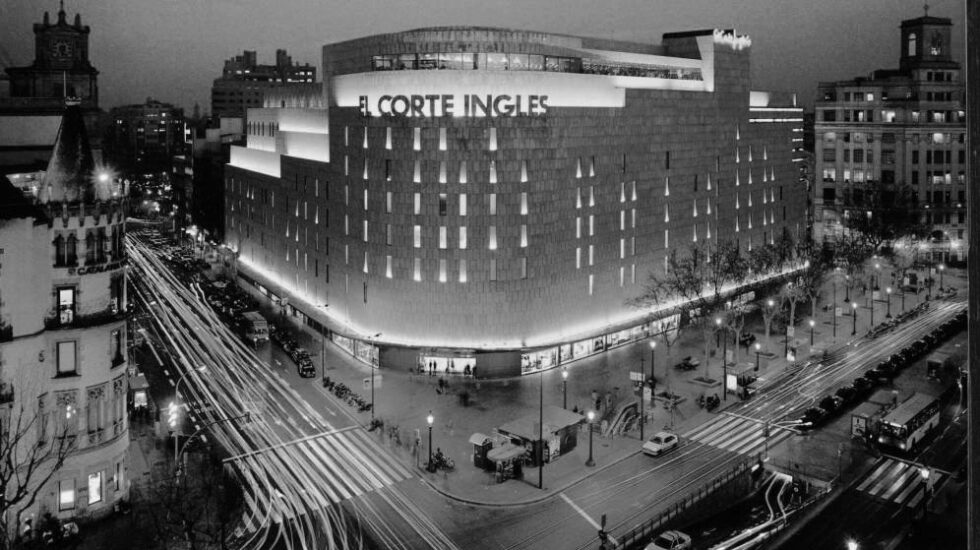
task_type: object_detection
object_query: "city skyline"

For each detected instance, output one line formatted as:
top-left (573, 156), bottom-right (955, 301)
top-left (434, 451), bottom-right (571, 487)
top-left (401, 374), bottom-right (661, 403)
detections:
top-left (2, 0), bottom-right (965, 113)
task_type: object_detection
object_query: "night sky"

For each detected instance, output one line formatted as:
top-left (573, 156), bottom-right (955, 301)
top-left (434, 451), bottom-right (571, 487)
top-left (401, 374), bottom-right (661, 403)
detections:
top-left (0, 0), bottom-right (965, 113)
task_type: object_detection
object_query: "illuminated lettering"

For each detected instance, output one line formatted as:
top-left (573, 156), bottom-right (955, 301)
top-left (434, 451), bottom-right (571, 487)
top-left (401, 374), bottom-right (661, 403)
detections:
top-left (361, 94), bottom-right (550, 118)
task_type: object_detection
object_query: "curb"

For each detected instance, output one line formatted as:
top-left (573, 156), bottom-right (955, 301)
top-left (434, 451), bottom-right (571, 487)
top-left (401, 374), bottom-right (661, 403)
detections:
top-left (413, 448), bottom-right (643, 508)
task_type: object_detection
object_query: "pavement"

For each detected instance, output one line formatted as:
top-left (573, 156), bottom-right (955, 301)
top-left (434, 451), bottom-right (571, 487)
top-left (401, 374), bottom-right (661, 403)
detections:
top-left (70, 252), bottom-right (967, 547)
top-left (235, 256), bottom-right (968, 508)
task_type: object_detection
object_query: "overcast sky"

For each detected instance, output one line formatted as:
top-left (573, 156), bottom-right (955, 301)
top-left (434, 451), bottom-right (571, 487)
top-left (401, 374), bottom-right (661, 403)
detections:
top-left (0, 0), bottom-right (965, 113)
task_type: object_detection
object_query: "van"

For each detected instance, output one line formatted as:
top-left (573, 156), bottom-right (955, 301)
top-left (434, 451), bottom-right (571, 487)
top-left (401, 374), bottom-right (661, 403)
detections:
top-left (242, 311), bottom-right (269, 344)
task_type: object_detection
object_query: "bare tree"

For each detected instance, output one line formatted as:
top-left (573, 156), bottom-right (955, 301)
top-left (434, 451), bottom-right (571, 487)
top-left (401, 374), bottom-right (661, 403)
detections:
top-left (629, 240), bottom-right (747, 383)
top-left (794, 236), bottom-right (832, 320)
top-left (841, 184), bottom-right (926, 253)
top-left (0, 390), bottom-right (75, 547)
top-left (833, 233), bottom-right (872, 303)
top-left (759, 297), bottom-right (780, 354)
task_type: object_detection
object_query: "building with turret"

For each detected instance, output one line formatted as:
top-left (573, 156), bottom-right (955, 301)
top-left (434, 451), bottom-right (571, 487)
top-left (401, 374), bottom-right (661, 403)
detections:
top-left (0, 102), bottom-right (129, 528)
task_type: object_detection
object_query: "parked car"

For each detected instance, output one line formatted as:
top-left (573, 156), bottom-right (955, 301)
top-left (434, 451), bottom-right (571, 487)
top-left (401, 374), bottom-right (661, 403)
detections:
top-left (819, 395), bottom-right (843, 414)
top-left (645, 530), bottom-right (692, 550)
top-left (642, 431), bottom-right (680, 457)
top-left (834, 385), bottom-right (858, 405)
top-left (738, 332), bottom-right (757, 347)
top-left (799, 407), bottom-right (827, 428)
top-left (674, 356), bottom-right (700, 371)
top-left (851, 377), bottom-right (872, 396)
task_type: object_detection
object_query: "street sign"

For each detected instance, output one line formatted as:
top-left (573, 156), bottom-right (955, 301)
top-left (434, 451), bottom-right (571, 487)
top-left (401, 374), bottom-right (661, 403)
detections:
top-left (787, 327), bottom-right (795, 338)
top-left (835, 307), bottom-right (842, 317)
top-left (629, 371), bottom-right (643, 382)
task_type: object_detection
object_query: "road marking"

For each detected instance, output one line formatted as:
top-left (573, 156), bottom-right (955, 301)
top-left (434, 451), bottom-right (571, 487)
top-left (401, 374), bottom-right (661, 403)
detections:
top-left (560, 493), bottom-right (618, 546)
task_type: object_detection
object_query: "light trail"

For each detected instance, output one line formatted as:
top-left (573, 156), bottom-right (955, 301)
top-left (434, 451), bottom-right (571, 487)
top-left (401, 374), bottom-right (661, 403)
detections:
top-left (127, 233), bottom-right (459, 550)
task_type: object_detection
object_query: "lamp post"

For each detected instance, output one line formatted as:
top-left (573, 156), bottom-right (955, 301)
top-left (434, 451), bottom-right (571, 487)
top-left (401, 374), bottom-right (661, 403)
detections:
top-left (844, 274), bottom-right (851, 302)
top-left (754, 342), bottom-right (761, 371)
top-left (426, 410), bottom-right (434, 471)
top-left (833, 268), bottom-right (839, 338)
top-left (174, 365), bottom-right (207, 466)
top-left (874, 261), bottom-right (881, 291)
top-left (716, 317), bottom-right (728, 400)
top-left (809, 319), bottom-right (815, 346)
top-left (562, 367), bottom-right (568, 410)
top-left (885, 287), bottom-right (892, 318)
top-left (938, 263), bottom-right (945, 291)
top-left (851, 302), bottom-right (858, 335)
top-left (869, 293), bottom-right (875, 328)
top-left (538, 369), bottom-right (544, 490)
top-left (585, 411), bottom-right (596, 467)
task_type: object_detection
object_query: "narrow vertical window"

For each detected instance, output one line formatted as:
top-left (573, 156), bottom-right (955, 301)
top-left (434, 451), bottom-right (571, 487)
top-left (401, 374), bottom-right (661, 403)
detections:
top-left (413, 160), bottom-right (421, 183)
top-left (439, 259), bottom-right (447, 282)
top-left (620, 238), bottom-right (625, 259)
top-left (414, 258), bottom-right (422, 281)
top-left (576, 247), bottom-right (581, 269)
top-left (459, 160), bottom-right (468, 184)
top-left (576, 188), bottom-right (582, 209)
top-left (620, 182), bottom-right (626, 203)
top-left (576, 217), bottom-right (582, 238)
top-left (459, 259), bottom-right (467, 282)
top-left (363, 251), bottom-right (369, 273)
top-left (520, 257), bottom-right (527, 279)
top-left (520, 225), bottom-right (528, 248)
top-left (439, 193), bottom-right (448, 216)
top-left (385, 127), bottom-right (392, 150)
top-left (520, 192), bottom-right (528, 215)
top-left (489, 160), bottom-right (498, 184)
top-left (664, 229), bottom-right (669, 247)
top-left (362, 158), bottom-right (369, 180)
top-left (489, 193), bottom-right (497, 215)
top-left (589, 215), bottom-right (595, 236)
top-left (489, 226), bottom-right (497, 250)
top-left (620, 210), bottom-right (625, 230)
top-left (385, 224), bottom-right (392, 245)
top-left (413, 225), bottom-right (421, 248)
top-left (413, 127), bottom-right (421, 151)
top-left (588, 274), bottom-right (594, 296)
top-left (589, 186), bottom-right (595, 207)
top-left (439, 226), bottom-right (447, 249)
top-left (386, 191), bottom-right (392, 213)
top-left (363, 189), bottom-right (368, 211)
top-left (631, 208), bottom-right (636, 228)
top-left (576, 157), bottom-right (583, 179)
top-left (588, 245), bottom-right (594, 266)
top-left (439, 161), bottom-right (447, 183)
top-left (344, 126), bottom-right (349, 146)
top-left (385, 159), bottom-right (392, 181)
top-left (520, 160), bottom-right (528, 183)
top-left (490, 259), bottom-right (497, 281)
top-left (459, 193), bottom-right (467, 216)
top-left (619, 266), bottom-right (625, 287)
top-left (363, 220), bottom-right (368, 242)
top-left (459, 227), bottom-right (467, 249)
top-left (362, 126), bottom-right (368, 149)
top-left (589, 156), bottom-right (596, 177)
top-left (439, 128), bottom-right (447, 151)
top-left (414, 193), bottom-right (421, 215)
top-left (489, 127), bottom-right (498, 151)
top-left (386, 255), bottom-right (393, 278)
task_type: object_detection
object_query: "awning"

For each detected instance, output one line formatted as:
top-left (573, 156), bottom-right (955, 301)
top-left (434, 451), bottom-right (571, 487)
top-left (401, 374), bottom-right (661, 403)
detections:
top-left (487, 443), bottom-right (526, 462)
top-left (468, 432), bottom-right (491, 445)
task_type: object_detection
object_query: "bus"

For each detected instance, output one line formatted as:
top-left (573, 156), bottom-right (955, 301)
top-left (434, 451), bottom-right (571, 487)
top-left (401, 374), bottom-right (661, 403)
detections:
top-left (241, 311), bottom-right (269, 345)
top-left (877, 393), bottom-right (940, 453)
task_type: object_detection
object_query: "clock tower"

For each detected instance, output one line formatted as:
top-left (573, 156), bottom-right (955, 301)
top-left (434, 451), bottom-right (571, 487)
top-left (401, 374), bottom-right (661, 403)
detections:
top-left (5, 1), bottom-right (99, 108)
top-left (898, 12), bottom-right (954, 72)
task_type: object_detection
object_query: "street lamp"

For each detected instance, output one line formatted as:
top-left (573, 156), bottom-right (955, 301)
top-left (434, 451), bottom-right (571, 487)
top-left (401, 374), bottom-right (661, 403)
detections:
top-left (809, 319), bottom-right (815, 346)
top-left (885, 287), bottom-right (892, 318)
top-left (846, 539), bottom-right (859, 550)
top-left (561, 367), bottom-right (568, 409)
top-left (585, 411), bottom-right (596, 467)
top-left (832, 268), bottom-right (839, 337)
top-left (844, 274), bottom-right (851, 303)
top-left (174, 365), bottom-right (207, 465)
top-left (874, 261), bottom-right (881, 290)
top-left (754, 342), bottom-right (761, 371)
top-left (851, 302), bottom-right (858, 336)
top-left (938, 263), bottom-right (945, 291)
top-left (426, 410), bottom-right (434, 471)
top-left (716, 317), bottom-right (728, 400)
top-left (869, 292), bottom-right (875, 328)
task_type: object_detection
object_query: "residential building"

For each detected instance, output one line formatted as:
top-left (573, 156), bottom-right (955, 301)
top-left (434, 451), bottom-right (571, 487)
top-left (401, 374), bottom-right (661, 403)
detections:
top-left (210, 49), bottom-right (316, 119)
top-left (0, 103), bottom-right (129, 527)
top-left (104, 98), bottom-right (184, 175)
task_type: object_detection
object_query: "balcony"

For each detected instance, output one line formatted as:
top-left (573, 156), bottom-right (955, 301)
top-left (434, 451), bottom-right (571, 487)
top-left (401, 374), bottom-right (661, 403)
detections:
top-left (44, 303), bottom-right (126, 330)
top-left (87, 428), bottom-right (106, 446)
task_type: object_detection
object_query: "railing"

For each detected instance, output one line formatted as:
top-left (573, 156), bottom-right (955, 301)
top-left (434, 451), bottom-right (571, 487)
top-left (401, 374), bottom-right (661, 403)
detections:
top-left (87, 428), bottom-right (106, 445)
top-left (44, 305), bottom-right (125, 330)
top-left (615, 460), bottom-right (751, 549)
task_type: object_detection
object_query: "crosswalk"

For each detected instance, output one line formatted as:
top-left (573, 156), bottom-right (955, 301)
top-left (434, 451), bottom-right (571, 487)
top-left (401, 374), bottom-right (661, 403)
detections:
top-left (854, 457), bottom-right (943, 509)
top-left (681, 413), bottom-right (795, 457)
top-left (231, 427), bottom-right (415, 514)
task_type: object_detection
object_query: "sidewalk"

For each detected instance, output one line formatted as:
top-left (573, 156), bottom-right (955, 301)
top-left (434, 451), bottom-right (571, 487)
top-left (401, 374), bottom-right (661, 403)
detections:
top-left (241, 257), bottom-right (969, 507)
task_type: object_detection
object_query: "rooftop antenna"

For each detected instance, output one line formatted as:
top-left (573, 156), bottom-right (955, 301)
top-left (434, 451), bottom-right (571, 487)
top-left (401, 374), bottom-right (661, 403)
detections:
top-left (59, 0), bottom-right (65, 13)
top-left (924, 3), bottom-right (929, 16)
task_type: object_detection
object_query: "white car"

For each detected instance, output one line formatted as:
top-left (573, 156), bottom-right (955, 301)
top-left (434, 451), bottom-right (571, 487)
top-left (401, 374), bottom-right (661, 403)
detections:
top-left (642, 431), bottom-right (679, 457)
top-left (644, 530), bottom-right (691, 550)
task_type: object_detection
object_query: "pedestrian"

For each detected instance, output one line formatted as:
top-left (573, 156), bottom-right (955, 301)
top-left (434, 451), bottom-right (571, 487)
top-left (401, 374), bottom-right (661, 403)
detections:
top-left (591, 390), bottom-right (599, 411)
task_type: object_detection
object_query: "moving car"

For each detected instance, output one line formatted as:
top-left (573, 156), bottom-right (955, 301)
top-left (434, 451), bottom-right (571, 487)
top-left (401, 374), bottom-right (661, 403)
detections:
top-left (645, 530), bottom-right (691, 550)
top-left (674, 356), bottom-right (700, 371)
top-left (642, 431), bottom-right (680, 457)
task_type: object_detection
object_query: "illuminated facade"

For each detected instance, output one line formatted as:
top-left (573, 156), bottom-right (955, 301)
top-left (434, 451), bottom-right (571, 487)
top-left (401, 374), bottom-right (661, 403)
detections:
top-left (0, 104), bottom-right (129, 525)
top-left (225, 27), bottom-right (806, 376)
top-left (813, 14), bottom-right (967, 261)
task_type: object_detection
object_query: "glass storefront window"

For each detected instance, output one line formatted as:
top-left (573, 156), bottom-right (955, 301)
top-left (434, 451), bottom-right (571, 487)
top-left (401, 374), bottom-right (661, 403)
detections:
top-left (509, 53), bottom-right (529, 70)
top-left (486, 53), bottom-right (509, 70)
top-left (528, 55), bottom-right (545, 71)
top-left (397, 53), bottom-right (417, 70)
top-left (418, 53), bottom-right (439, 70)
top-left (419, 355), bottom-right (476, 375)
top-left (88, 472), bottom-right (103, 505)
top-left (58, 479), bottom-right (75, 511)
